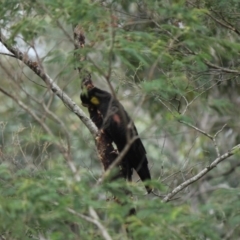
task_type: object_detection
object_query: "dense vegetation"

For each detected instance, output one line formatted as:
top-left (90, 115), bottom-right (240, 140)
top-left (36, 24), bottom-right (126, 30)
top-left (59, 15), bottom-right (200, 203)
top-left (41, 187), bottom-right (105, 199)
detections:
top-left (1, 0), bottom-right (240, 239)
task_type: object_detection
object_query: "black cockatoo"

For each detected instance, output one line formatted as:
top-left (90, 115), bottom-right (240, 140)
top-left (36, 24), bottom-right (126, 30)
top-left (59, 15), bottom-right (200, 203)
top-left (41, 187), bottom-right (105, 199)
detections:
top-left (81, 84), bottom-right (151, 193)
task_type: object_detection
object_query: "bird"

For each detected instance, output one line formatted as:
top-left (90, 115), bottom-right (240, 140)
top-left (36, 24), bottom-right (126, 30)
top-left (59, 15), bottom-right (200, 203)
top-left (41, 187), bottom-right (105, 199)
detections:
top-left (80, 85), bottom-right (152, 193)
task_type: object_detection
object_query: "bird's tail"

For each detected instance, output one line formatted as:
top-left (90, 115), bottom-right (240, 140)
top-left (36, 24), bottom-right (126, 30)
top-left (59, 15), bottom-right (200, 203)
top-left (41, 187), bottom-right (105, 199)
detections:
top-left (136, 159), bottom-right (152, 194)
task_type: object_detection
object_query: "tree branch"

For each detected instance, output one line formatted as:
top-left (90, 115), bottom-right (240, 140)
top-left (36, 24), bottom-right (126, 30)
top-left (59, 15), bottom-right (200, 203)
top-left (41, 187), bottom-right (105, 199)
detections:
top-left (67, 207), bottom-right (112, 240)
top-left (206, 12), bottom-right (240, 36)
top-left (162, 144), bottom-right (240, 202)
top-left (179, 121), bottom-right (227, 157)
top-left (204, 60), bottom-right (240, 74)
top-left (0, 31), bottom-right (97, 136)
top-left (0, 87), bottom-right (81, 181)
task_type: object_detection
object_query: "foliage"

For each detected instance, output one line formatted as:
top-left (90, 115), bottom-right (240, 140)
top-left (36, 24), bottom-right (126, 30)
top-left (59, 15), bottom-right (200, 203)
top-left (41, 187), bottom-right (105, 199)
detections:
top-left (1, 0), bottom-right (240, 239)
top-left (0, 158), bottom-right (240, 239)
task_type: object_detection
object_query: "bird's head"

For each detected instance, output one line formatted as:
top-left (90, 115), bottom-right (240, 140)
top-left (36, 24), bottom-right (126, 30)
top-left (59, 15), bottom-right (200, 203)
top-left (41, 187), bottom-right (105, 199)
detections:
top-left (80, 88), bottom-right (98, 107)
top-left (80, 87), bottom-right (111, 108)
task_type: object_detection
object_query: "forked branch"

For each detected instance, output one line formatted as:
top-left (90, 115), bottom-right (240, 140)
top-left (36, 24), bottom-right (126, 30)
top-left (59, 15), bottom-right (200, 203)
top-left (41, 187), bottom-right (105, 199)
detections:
top-left (0, 31), bottom-right (97, 136)
top-left (162, 144), bottom-right (240, 202)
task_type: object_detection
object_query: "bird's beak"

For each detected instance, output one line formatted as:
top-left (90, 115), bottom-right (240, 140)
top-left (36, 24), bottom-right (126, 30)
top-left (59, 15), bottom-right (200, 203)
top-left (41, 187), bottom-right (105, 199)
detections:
top-left (81, 102), bottom-right (89, 107)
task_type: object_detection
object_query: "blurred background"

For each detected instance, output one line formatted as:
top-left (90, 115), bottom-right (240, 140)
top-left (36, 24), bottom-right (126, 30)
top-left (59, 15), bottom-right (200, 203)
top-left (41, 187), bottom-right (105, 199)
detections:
top-left (0, 0), bottom-right (240, 239)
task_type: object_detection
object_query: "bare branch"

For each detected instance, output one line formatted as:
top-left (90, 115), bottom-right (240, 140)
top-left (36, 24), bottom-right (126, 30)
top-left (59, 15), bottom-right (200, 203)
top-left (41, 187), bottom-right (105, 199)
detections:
top-left (162, 144), bottom-right (240, 202)
top-left (213, 123), bottom-right (227, 157)
top-left (180, 120), bottom-right (227, 157)
top-left (0, 52), bottom-right (16, 58)
top-left (0, 31), bottom-right (97, 136)
top-left (0, 87), bottom-right (81, 182)
top-left (204, 61), bottom-right (240, 74)
top-left (106, 11), bottom-right (116, 83)
top-left (179, 120), bottom-right (213, 140)
top-left (206, 12), bottom-right (240, 36)
top-left (41, 103), bottom-right (72, 157)
top-left (67, 207), bottom-right (113, 240)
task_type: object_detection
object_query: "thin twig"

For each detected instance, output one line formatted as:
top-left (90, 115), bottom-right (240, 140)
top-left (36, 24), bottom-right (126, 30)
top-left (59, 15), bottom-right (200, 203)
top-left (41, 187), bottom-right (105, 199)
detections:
top-left (204, 60), bottom-right (240, 74)
top-left (67, 207), bottom-right (112, 240)
top-left (162, 144), bottom-right (240, 202)
top-left (98, 136), bottom-right (138, 184)
top-left (179, 120), bottom-right (213, 140)
top-left (206, 12), bottom-right (240, 36)
top-left (213, 123), bottom-right (227, 157)
top-left (0, 87), bottom-right (80, 182)
top-left (180, 120), bottom-right (227, 157)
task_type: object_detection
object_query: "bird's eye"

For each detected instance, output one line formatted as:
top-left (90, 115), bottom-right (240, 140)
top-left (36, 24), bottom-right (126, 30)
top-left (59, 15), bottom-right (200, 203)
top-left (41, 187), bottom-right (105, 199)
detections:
top-left (90, 96), bottom-right (100, 105)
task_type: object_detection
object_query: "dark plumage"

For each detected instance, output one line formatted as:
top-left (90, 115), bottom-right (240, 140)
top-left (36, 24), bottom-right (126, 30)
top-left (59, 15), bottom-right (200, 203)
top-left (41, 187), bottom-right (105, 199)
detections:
top-left (81, 86), bottom-right (151, 193)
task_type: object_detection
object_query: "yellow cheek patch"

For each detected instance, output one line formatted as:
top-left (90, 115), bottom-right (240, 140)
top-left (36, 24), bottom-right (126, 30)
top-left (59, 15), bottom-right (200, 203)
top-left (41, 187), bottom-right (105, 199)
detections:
top-left (90, 96), bottom-right (100, 105)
